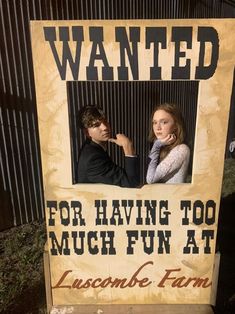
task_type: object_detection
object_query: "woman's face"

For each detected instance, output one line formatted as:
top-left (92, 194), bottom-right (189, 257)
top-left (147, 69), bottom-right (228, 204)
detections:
top-left (152, 109), bottom-right (176, 140)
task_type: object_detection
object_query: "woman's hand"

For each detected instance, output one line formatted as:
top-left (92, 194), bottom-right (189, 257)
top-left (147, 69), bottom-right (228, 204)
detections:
top-left (159, 133), bottom-right (176, 146)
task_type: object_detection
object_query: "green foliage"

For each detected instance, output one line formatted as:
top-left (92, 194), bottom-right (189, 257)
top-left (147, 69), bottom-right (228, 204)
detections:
top-left (222, 158), bottom-right (235, 197)
top-left (0, 221), bottom-right (46, 312)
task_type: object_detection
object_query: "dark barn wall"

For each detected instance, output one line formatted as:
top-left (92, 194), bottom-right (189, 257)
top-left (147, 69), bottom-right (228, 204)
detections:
top-left (0, 0), bottom-right (234, 230)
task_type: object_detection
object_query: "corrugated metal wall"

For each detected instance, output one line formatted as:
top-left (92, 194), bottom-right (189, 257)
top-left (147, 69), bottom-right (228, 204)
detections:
top-left (0, 0), bottom-right (233, 230)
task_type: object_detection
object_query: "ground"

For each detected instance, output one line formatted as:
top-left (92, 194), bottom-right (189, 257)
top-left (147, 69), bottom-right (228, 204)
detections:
top-left (0, 221), bottom-right (47, 313)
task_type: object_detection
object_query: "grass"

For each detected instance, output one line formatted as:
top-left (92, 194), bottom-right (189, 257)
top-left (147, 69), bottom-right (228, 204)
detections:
top-left (0, 220), bottom-right (47, 313)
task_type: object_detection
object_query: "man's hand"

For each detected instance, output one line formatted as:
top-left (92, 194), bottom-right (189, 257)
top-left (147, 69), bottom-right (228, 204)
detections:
top-left (109, 134), bottom-right (135, 156)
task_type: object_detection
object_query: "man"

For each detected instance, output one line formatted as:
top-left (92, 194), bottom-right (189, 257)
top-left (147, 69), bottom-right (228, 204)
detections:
top-left (77, 106), bottom-right (139, 187)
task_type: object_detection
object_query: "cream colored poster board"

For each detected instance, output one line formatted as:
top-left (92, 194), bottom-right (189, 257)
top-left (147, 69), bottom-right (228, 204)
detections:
top-left (30, 19), bottom-right (235, 306)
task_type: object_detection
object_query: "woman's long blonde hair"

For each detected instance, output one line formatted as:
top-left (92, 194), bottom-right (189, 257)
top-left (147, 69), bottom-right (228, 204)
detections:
top-left (148, 103), bottom-right (186, 161)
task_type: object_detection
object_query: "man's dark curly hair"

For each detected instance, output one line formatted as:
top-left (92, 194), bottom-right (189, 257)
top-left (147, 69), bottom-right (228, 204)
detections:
top-left (77, 106), bottom-right (106, 129)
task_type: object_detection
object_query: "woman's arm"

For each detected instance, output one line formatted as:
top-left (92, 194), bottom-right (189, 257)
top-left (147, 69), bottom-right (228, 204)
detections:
top-left (146, 140), bottom-right (163, 184)
top-left (146, 144), bottom-right (189, 184)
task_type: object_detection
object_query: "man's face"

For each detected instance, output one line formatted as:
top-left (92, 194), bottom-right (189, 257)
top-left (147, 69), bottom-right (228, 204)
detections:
top-left (86, 119), bottom-right (111, 144)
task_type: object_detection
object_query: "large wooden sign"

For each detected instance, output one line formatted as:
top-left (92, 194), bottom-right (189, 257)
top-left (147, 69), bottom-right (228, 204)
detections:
top-left (30, 19), bottom-right (235, 307)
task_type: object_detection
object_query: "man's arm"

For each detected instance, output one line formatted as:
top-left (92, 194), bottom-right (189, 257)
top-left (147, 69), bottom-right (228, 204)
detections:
top-left (87, 150), bottom-right (139, 187)
top-left (109, 134), bottom-right (136, 156)
top-left (109, 133), bottom-right (140, 187)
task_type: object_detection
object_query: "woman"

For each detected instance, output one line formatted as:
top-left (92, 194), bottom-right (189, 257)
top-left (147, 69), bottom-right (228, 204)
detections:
top-left (146, 103), bottom-right (190, 184)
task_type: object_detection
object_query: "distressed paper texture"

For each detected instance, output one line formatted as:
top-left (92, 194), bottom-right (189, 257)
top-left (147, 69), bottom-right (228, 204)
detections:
top-left (30, 19), bottom-right (235, 306)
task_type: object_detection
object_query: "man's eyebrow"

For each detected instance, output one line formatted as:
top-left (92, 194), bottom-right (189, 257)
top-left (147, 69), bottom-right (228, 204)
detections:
top-left (90, 120), bottom-right (102, 127)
